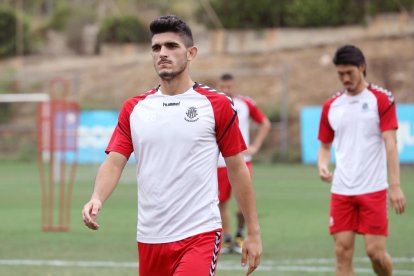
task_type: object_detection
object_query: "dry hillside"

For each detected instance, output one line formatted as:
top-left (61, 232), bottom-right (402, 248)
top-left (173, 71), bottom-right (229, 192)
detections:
top-left (1, 35), bottom-right (413, 161)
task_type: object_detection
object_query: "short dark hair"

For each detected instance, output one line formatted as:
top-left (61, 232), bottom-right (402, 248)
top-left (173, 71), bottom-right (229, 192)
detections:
top-left (220, 73), bottom-right (234, 81)
top-left (333, 45), bottom-right (367, 76)
top-left (149, 15), bottom-right (193, 47)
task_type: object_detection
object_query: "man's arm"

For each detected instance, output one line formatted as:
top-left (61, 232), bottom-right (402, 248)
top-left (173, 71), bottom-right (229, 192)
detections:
top-left (224, 153), bottom-right (262, 275)
top-left (383, 130), bottom-right (406, 214)
top-left (82, 151), bottom-right (128, 230)
top-left (318, 142), bottom-right (333, 183)
top-left (248, 118), bottom-right (271, 155)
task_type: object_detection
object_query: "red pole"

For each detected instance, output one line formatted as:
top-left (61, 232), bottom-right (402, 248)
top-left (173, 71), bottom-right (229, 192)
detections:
top-left (59, 101), bottom-right (68, 231)
top-left (65, 103), bottom-right (80, 229)
top-left (37, 102), bottom-right (47, 230)
top-left (48, 101), bottom-right (55, 230)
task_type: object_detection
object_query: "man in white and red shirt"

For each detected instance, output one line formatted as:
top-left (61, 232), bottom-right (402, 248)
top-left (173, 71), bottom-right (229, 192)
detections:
top-left (82, 15), bottom-right (262, 276)
top-left (216, 74), bottom-right (270, 255)
top-left (318, 45), bottom-right (406, 276)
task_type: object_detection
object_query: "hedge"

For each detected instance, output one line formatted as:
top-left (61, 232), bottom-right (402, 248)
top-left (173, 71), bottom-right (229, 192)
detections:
top-left (99, 16), bottom-right (148, 43)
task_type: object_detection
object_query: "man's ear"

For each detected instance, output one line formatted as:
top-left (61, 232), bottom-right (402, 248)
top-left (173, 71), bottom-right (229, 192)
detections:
top-left (187, 46), bottom-right (198, 61)
top-left (359, 63), bottom-right (366, 75)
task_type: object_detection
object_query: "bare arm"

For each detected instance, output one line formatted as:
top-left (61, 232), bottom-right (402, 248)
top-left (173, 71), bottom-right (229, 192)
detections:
top-left (383, 130), bottom-right (406, 214)
top-left (224, 153), bottom-right (262, 275)
top-left (82, 151), bottom-right (128, 230)
top-left (317, 142), bottom-right (333, 183)
top-left (248, 118), bottom-right (271, 155)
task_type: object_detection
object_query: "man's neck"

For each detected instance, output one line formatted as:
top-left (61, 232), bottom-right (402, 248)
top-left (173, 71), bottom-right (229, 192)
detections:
top-left (159, 74), bottom-right (194, 96)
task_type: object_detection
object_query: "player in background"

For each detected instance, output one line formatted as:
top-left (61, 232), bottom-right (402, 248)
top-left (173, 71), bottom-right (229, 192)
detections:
top-left (82, 15), bottom-right (262, 276)
top-left (317, 44), bottom-right (406, 276)
top-left (217, 73), bottom-right (271, 254)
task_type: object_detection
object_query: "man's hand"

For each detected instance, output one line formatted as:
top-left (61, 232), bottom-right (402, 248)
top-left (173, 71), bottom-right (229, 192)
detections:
top-left (241, 233), bottom-right (262, 275)
top-left (246, 145), bottom-right (259, 155)
top-left (318, 166), bottom-right (333, 183)
top-left (389, 185), bottom-right (406, 215)
top-left (318, 142), bottom-right (332, 183)
top-left (82, 198), bottom-right (102, 230)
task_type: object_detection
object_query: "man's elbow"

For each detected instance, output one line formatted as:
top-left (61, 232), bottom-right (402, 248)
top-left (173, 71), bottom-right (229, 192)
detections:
top-left (263, 118), bottom-right (271, 130)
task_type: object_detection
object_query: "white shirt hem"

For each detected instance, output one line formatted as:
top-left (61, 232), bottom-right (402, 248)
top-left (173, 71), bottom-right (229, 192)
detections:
top-left (136, 223), bottom-right (222, 244)
top-left (331, 184), bottom-right (388, 196)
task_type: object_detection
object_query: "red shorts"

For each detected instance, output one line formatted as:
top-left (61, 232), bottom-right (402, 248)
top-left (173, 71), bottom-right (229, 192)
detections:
top-left (138, 230), bottom-right (222, 276)
top-left (329, 189), bottom-right (388, 236)
top-left (218, 162), bottom-right (252, 203)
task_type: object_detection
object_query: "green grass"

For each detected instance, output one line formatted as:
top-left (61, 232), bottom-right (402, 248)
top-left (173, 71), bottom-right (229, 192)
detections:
top-left (0, 161), bottom-right (413, 275)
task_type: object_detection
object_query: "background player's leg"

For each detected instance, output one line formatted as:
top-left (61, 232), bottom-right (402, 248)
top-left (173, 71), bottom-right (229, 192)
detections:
top-left (218, 167), bottom-right (232, 254)
top-left (233, 162), bottom-right (251, 254)
top-left (233, 208), bottom-right (245, 254)
top-left (219, 201), bottom-right (232, 253)
top-left (333, 231), bottom-right (356, 276)
top-left (364, 235), bottom-right (392, 276)
top-left (330, 192), bottom-right (358, 275)
top-left (236, 208), bottom-right (245, 236)
top-left (357, 189), bottom-right (391, 275)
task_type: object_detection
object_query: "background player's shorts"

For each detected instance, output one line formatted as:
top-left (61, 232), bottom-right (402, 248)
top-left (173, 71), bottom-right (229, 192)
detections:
top-left (138, 229), bottom-right (222, 276)
top-left (217, 167), bottom-right (231, 202)
top-left (329, 189), bottom-right (388, 236)
top-left (218, 162), bottom-right (252, 203)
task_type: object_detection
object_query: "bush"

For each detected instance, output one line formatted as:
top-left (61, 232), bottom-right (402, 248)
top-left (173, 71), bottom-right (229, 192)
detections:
top-left (66, 13), bottom-right (96, 54)
top-left (0, 8), bottom-right (30, 57)
top-left (0, 69), bottom-right (18, 123)
top-left (369, 0), bottom-right (414, 14)
top-left (284, 0), bottom-right (364, 27)
top-left (99, 16), bottom-right (148, 43)
top-left (48, 5), bottom-right (96, 54)
top-left (198, 0), bottom-right (413, 29)
top-left (197, 0), bottom-right (288, 29)
top-left (48, 5), bottom-right (73, 31)
top-left (199, 0), bottom-right (362, 29)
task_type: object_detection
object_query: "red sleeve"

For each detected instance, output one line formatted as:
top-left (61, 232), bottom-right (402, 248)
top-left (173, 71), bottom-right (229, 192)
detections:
top-left (242, 97), bottom-right (266, 124)
top-left (105, 99), bottom-right (136, 159)
top-left (195, 86), bottom-right (247, 157)
top-left (215, 96), bottom-right (247, 157)
top-left (318, 100), bottom-right (335, 143)
top-left (374, 92), bottom-right (398, 132)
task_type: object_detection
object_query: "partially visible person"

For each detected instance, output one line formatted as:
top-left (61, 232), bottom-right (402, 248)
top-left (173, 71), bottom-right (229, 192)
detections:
top-left (82, 15), bottom-right (262, 276)
top-left (217, 73), bottom-right (271, 255)
top-left (317, 44), bottom-right (406, 276)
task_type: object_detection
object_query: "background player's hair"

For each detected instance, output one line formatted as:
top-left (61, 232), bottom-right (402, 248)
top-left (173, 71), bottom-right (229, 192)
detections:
top-left (220, 73), bottom-right (234, 81)
top-left (149, 15), bottom-right (194, 47)
top-left (333, 45), bottom-right (367, 76)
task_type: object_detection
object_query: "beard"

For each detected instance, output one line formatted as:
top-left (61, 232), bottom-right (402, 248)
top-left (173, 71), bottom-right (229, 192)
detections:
top-left (347, 79), bottom-right (362, 93)
top-left (157, 61), bottom-right (187, 81)
top-left (346, 83), bottom-right (356, 93)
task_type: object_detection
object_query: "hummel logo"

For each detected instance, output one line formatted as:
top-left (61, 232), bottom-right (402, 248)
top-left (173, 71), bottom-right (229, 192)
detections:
top-left (163, 101), bottom-right (180, 107)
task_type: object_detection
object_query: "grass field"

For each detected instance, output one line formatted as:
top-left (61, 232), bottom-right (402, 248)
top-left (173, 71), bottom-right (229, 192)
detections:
top-left (0, 161), bottom-right (413, 276)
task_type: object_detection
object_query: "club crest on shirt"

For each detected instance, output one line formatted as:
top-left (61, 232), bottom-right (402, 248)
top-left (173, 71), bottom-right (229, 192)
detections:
top-left (184, 106), bottom-right (199, 122)
top-left (362, 102), bottom-right (369, 112)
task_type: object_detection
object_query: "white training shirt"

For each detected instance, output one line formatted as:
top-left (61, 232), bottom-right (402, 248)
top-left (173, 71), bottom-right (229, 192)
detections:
top-left (318, 84), bottom-right (398, 195)
top-left (217, 96), bottom-right (266, 168)
top-left (106, 83), bottom-right (246, 243)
